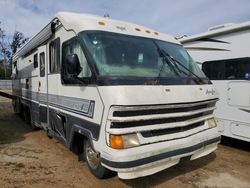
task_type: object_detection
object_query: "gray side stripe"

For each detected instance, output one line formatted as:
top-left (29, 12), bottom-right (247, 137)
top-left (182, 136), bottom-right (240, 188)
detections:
top-left (19, 89), bottom-right (95, 118)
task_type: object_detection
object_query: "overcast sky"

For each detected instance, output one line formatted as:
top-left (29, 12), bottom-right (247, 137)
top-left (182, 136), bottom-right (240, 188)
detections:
top-left (0, 0), bottom-right (250, 38)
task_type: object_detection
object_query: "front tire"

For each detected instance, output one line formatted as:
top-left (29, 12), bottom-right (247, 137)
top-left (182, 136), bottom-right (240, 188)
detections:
top-left (84, 139), bottom-right (111, 179)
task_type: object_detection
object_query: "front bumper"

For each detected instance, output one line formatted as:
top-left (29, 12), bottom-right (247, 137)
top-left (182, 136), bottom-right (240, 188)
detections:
top-left (100, 129), bottom-right (221, 179)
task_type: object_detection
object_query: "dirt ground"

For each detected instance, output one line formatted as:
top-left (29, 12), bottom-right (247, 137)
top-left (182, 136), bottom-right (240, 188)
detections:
top-left (0, 93), bottom-right (249, 188)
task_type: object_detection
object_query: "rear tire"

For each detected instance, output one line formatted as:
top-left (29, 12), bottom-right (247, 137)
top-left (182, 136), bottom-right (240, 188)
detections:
top-left (84, 139), bottom-right (111, 179)
top-left (19, 104), bottom-right (24, 119)
top-left (23, 106), bottom-right (31, 124)
top-left (12, 98), bottom-right (20, 114)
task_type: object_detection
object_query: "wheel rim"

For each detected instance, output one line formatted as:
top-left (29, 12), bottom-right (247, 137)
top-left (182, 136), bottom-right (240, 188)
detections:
top-left (86, 141), bottom-right (100, 169)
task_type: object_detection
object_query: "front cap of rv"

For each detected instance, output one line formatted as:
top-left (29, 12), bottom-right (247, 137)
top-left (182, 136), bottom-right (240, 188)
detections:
top-left (96, 83), bottom-right (220, 179)
top-left (97, 84), bottom-right (219, 145)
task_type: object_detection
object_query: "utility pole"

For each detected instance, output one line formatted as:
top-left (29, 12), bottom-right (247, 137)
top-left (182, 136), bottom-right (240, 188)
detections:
top-left (3, 48), bottom-right (7, 79)
top-left (0, 34), bottom-right (7, 79)
top-left (0, 22), bottom-right (7, 79)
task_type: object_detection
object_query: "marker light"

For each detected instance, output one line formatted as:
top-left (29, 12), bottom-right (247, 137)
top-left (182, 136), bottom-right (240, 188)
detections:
top-left (98, 21), bottom-right (105, 26)
top-left (109, 134), bottom-right (140, 149)
top-left (208, 118), bottom-right (217, 128)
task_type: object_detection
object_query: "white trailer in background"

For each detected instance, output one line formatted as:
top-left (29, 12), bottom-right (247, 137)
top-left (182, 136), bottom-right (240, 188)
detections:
top-left (12, 12), bottom-right (220, 179)
top-left (180, 22), bottom-right (250, 142)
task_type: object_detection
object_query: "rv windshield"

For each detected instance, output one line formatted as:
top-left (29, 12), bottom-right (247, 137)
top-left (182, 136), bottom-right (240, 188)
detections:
top-left (80, 31), bottom-right (207, 84)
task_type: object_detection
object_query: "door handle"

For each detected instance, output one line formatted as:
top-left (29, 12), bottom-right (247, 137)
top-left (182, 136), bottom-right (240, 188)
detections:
top-left (38, 81), bottom-right (41, 92)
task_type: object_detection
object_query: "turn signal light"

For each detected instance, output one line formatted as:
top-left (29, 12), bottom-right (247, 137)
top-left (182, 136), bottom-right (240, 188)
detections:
top-left (110, 135), bottom-right (124, 149)
top-left (109, 133), bottom-right (140, 149)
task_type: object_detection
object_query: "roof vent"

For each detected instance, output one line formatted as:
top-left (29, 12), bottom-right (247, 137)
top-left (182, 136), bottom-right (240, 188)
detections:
top-left (104, 13), bottom-right (110, 18)
top-left (208, 23), bottom-right (235, 31)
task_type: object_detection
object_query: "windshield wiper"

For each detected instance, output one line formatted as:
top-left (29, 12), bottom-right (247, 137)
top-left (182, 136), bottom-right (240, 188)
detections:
top-left (166, 52), bottom-right (205, 84)
top-left (153, 42), bottom-right (180, 83)
top-left (153, 41), bottom-right (205, 84)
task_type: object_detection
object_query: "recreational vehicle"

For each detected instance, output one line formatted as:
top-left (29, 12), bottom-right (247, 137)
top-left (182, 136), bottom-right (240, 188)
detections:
top-left (12, 12), bottom-right (220, 179)
top-left (180, 22), bottom-right (250, 142)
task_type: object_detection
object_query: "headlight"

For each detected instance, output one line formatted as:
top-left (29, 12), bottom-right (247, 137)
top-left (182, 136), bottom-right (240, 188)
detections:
top-left (208, 118), bottom-right (217, 128)
top-left (109, 133), bottom-right (140, 149)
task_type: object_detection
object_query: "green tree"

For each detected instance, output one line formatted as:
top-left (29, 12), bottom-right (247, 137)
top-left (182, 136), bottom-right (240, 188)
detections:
top-left (0, 21), bottom-right (29, 79)
top-left (10, 31), bottom-right (29, 60)
top-left (0, 22), bottom-right (10, 79)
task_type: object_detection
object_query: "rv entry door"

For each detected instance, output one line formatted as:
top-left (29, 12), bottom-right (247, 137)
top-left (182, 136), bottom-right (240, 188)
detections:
top-left (38, 47), bottom-right (48, 128)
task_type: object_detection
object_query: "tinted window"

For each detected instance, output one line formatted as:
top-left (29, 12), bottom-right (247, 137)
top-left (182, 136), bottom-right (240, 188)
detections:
top-left (40, 52), bottom-right (45, 77)
top-left (49, 38), bottom-right (60, 73)
top-left (34, 53), bottom-right (38, 68)
top-left (202, 58), bottom-right (250, 80)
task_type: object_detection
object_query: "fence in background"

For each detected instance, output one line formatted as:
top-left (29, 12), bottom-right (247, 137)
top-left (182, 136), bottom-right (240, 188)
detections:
top-left (0, 80), bottom-right (12, 90)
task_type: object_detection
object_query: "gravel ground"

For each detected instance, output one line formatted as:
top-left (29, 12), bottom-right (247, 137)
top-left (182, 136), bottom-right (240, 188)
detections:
top-left (0, 93), bottom-right (249, 188)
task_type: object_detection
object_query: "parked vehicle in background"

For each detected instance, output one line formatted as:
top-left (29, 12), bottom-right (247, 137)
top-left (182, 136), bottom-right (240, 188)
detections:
top-left (180, 22), bottom-right (250, 142)
top-left (12, 12), bottom-right (220, 179)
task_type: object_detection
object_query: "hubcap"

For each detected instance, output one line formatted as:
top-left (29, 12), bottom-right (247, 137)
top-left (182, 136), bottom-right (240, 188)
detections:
top-left (86, 141), bottom-right (100, 169)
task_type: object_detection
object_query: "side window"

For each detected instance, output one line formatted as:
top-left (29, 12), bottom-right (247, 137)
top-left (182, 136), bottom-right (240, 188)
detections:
top-left (62, 38), bottom-right (92, 84)
top-left (49, 38), bottom-right (60, 73)
top-left (34, 53), bottom-right (38, 68)
top-left (202, 61), bottom-right (225, 80)
top-left (202, 57), bottom-right (250, 80)
top-left (40, 52), bottom-right (45, 77)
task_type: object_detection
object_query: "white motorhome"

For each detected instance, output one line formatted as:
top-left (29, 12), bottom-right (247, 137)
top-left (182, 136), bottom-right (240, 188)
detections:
top-left (180, 22), bottom-right (250, 142)
top-left (12, 12), bottom-right (220, 179)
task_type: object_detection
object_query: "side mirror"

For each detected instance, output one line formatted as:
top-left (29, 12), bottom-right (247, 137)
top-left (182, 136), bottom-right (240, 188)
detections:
top-left (65, 54), bottom-right (82, 75)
